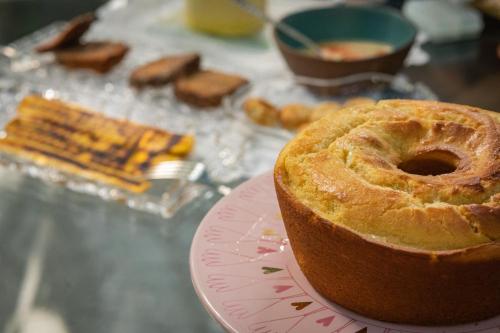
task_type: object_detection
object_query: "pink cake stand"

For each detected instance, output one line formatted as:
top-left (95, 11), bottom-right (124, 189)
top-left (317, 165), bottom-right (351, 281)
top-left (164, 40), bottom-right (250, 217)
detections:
top-left (190, 171), bottom-right (500, 333)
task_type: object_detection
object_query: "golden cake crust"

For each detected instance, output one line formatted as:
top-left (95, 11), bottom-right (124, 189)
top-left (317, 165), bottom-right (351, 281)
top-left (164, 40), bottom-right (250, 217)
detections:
top-left (274, 99), bottom-right (500, 325)
top-left (277, 100), bottom-right (499, 251)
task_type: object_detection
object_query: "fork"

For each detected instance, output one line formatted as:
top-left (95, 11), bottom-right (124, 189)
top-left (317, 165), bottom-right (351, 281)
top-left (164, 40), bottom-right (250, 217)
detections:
top-left (147, 160), bottom-right (232, 196)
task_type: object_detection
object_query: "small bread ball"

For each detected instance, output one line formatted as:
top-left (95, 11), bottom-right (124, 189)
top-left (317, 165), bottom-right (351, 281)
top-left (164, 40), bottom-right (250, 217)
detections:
top-left (296, 122), bottom-right (311, 133)
top-left (343, 97), bottom-right (376, 107)
top-left (310, 101), bottom-right (340, 122)
top-left (280, 103), bottom-right (313, 129)
top-left (243, 98), bottom-right (279, 126)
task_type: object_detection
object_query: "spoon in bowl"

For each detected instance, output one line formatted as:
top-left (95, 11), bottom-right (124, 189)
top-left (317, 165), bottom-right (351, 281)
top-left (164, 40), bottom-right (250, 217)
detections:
top-left (232, 0), bottom-right (323, 57)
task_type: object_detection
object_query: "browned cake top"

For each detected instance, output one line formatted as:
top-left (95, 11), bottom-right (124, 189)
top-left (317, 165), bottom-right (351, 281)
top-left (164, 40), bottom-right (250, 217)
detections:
top-left (36, 13), bottom-right (96, 53)
top-left (276, 100), bottom-right (500, 250)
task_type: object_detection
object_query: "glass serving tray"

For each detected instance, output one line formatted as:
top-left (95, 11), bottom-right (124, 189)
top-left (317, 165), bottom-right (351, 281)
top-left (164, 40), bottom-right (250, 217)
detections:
top-left (0, 80), bottom-right (219, 218)
top-left (0, 7), bottom-right (438, 217)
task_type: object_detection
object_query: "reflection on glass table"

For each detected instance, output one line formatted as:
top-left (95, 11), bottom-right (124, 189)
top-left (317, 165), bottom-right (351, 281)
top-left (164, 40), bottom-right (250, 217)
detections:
top-left (0, 168), bottom-right (224, 332)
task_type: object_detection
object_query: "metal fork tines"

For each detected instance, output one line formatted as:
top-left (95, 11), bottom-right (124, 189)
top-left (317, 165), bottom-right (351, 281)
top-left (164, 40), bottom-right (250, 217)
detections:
top-left (147, 160), bottom-right (232, 197)
top-left (147, 160), bottom-right (206, 182)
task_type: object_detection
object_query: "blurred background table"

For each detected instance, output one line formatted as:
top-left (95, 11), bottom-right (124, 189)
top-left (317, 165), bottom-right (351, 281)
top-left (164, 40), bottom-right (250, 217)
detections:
top-left (1, 0), bottom-right (498, 110)
top-left (0, 1), bottom-right (498, 333)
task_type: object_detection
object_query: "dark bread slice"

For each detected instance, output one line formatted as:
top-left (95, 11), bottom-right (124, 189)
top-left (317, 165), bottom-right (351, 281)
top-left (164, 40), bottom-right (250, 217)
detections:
top-left (174, 70), bottom-right (248, 107)
top-left (129, 53), bottom-right (200, 88)
top-left (36, 13), bottom-right (96, 53)
top-left (55, 41), bottom-right (129, 73)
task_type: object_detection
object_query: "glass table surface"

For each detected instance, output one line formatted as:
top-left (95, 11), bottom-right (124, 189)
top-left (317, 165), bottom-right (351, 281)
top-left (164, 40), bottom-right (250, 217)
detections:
top-left (0, 167), bottom-right (224, 332)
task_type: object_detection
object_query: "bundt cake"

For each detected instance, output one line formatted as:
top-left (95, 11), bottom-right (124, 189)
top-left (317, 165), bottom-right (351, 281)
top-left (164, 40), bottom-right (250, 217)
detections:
top-left (274, 100), bottom-right (500, 325)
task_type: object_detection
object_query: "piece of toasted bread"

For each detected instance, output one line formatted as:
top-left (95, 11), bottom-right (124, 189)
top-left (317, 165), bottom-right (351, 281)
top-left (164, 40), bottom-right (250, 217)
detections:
top-left (130, 53), bottom-right (200, 88)
top-left (36, 13), bottom-right (96, 53)
top-left (174, 70), bottom-right (248, 107)
top-left (54, 41), bottom-right (129, 73)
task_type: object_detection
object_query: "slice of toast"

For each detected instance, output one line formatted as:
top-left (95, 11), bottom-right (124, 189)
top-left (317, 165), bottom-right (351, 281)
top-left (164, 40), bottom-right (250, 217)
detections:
top-left (54, 41), bottom-right (129, 73)
top-left (130, 53), bottom-right (200, 88)
top-left (174, 70), bottom-right (248, 107)
top-left (36, 13), bottom-right (96, 53)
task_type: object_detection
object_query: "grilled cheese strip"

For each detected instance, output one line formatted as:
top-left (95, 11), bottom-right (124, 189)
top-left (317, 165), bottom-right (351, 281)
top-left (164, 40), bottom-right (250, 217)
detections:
top-left (0, 95), bottom-right (194, 192)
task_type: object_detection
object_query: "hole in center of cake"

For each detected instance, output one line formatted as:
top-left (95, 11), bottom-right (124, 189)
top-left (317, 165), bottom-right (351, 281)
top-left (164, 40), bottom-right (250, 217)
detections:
top-left (398, 150), bottom-right (459, 176)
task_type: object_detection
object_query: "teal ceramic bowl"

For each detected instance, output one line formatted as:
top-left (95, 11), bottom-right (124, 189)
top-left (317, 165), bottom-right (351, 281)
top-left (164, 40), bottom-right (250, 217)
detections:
top-left (274, 5), bottom-right (417, 94)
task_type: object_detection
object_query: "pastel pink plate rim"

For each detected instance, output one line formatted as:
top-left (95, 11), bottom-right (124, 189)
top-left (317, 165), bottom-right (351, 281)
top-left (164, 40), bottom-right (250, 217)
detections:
top-left (190, 171), bottom-right (500, 333)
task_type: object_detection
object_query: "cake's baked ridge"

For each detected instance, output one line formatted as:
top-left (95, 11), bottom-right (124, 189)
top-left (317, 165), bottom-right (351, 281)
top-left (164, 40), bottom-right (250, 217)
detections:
top-left (277, 100), bottom-right (500, 251)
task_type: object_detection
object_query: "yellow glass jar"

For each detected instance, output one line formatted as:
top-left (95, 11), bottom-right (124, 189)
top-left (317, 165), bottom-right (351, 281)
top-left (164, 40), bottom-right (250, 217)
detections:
top-left (185, 0), bottom-right (266, 37)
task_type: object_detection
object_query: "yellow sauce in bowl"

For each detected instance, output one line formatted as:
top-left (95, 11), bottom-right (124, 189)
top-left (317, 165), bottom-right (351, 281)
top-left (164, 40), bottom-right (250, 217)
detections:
top-left (317, 40), bottom-right (393, 61)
